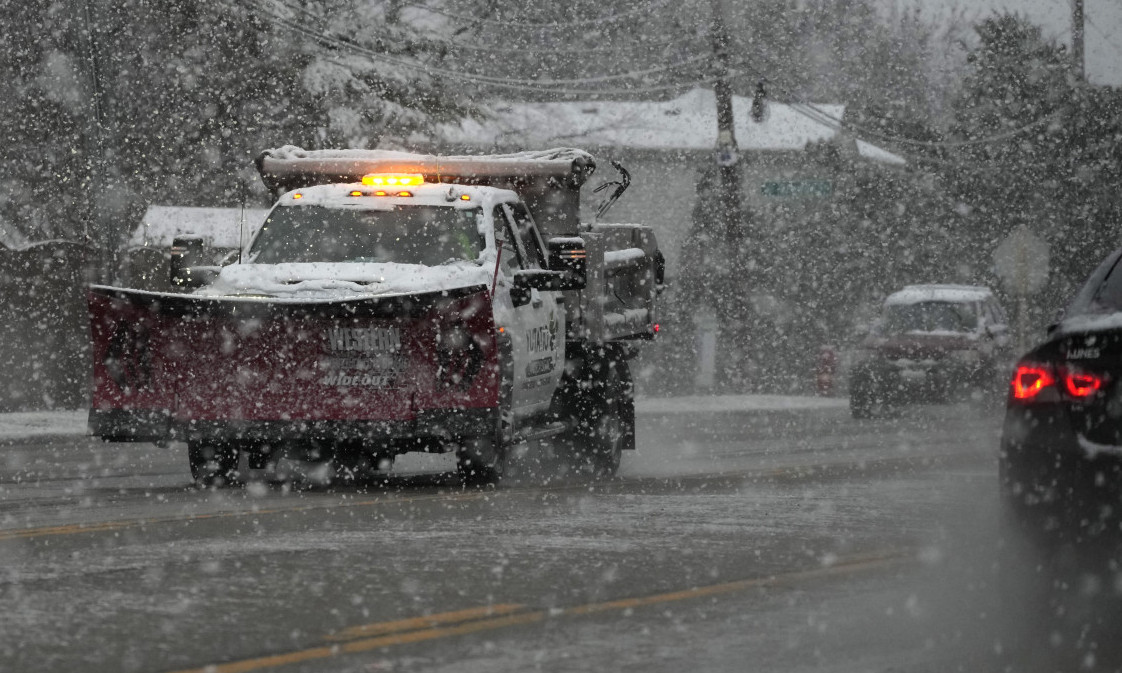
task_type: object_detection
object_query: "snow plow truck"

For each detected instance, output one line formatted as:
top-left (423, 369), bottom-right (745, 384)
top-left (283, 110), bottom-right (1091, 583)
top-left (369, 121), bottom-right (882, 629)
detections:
top-left (87, 147), bottom-right (663, 485)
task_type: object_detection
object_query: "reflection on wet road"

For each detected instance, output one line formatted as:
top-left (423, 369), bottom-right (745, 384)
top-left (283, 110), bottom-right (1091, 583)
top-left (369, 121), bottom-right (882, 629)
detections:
top-left (1, 403), bottom-right (1116, 672)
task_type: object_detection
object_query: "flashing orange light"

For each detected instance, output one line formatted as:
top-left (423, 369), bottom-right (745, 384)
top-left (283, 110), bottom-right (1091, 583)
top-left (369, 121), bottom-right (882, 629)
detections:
top-left (460, 194), bottom-right (471, 201)
top-left (396, 191), bottom-right (413, 198)
top-left (374, 190), bottom-right (387, 196)
top-left (1012, 365), bottom-right (1055, 400)
top-left (292, 193), bottom-right (304, 200)
top-left (1064, 370), bottom-right (1104, 398)
top-left (362, 173), bottom-right (424, 187)
top-left (349, 190), bottom-right (363, 197)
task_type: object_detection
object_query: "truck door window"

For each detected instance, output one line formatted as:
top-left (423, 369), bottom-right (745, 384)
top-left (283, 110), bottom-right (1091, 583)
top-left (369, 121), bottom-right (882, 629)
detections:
top-left (492, 206), bottom-right (523, 276)
top-left (504, 203), bottom-right (546, 269)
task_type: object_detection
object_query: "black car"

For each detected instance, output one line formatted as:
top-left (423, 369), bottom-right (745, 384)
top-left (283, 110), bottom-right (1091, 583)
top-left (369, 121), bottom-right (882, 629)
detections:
top-left (1001, 247), bottom-right (1122, 533)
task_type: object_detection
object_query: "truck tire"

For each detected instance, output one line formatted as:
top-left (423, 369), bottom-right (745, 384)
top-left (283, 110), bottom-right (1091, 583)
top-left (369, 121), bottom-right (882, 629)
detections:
top-left (557, 352), bottom-right (633, 479)
top-left (188, 441), bottom-right (240, 487)
top-left (457, 332), bottom-right (513, 487)
top-left (457, 437), bottom-right (505, 486)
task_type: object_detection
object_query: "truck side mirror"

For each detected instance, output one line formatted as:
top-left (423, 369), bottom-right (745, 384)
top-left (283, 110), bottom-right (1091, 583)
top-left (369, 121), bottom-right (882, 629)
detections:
top-left (546, 237), bottom-right (587, 289)
top-left (511, 269), bottom-right (584, 307)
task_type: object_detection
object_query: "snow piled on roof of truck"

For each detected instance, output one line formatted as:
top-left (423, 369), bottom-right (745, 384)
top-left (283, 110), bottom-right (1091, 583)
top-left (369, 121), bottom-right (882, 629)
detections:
top-left (264, 145), bottom-right (594, 165)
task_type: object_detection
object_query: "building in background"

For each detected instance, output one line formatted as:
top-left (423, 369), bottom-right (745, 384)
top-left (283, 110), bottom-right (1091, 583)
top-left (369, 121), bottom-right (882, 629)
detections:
top-left (120, 206), bottom-right (269, 291)
top-left (438, 87), bottom-right (905, 277)
top-left (438, 88), bottom-right (907, 395)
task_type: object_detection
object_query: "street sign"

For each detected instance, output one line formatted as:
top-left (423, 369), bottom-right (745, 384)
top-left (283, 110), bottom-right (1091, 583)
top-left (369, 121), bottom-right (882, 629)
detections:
top-left (994, 225), bottom-right (1049, 296)
top-left (761, 179), bottom-right (833, 198)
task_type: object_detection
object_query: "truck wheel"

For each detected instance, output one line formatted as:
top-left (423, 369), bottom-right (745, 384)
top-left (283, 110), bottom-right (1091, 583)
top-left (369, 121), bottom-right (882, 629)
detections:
top-left (578, 358), bottom-right (631, 479)
top-left (188, 441), bottom-right (240, 487)
top-left (457, 437), bottom-right (505, 486)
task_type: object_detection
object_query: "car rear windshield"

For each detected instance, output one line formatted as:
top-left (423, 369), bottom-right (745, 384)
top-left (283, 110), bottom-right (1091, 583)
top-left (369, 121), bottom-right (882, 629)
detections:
top-left (882, 301), bottom-right (978, 334)
top-left (1066, 248), bottom-right (1122, 317)
top-left (249, 205), bottom-right (485, 266)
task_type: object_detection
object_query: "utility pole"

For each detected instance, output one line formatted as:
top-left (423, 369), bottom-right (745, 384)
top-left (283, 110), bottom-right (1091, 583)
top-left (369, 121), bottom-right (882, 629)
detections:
top-left (80, 0), bottom-right (117, 281)
top-left (709, 0), bottom-right (743, 256)
top-left (706, 0), bottom-right (751, 389)
top-left (1072, 0), bottom-right (1085, 81)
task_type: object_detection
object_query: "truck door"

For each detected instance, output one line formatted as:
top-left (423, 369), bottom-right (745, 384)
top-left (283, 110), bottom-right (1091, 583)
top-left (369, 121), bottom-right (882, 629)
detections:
top-left (493, 204), bottom-right (563, 417)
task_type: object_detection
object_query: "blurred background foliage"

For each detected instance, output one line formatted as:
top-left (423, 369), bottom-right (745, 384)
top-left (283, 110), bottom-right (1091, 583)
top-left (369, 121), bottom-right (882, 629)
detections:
top-left (2, 0), bottom-right (1121, 394)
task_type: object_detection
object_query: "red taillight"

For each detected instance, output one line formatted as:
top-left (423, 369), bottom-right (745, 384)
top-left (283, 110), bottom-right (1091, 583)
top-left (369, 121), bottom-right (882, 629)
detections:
top-left (1064, 370), bottom-right (1104, 398)
top-left (1012, 365), bottom-right (1055, 400)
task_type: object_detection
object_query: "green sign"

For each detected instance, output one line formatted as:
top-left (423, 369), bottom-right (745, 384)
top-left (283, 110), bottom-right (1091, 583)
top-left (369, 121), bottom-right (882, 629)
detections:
top-left (761, 179), bottom-right (833, 198)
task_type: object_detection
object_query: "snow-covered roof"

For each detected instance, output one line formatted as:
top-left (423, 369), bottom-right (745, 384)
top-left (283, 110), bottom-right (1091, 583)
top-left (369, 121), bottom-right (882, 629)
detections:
top-left (439, 88), bottom-right (905, 165)
top-left (885, 284), bottom-right (994, 306)
top-left (127, 206), bottom-right (270, 250)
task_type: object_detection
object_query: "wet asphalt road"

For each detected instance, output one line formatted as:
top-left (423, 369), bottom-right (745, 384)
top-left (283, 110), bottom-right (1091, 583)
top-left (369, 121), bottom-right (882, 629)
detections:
top-left (0, 402), bottom-right (1117, 673)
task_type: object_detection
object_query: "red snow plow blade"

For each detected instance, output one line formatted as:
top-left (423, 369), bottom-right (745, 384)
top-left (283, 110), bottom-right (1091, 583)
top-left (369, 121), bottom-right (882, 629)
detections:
top-left (87, 286), bottom-right (500, 444)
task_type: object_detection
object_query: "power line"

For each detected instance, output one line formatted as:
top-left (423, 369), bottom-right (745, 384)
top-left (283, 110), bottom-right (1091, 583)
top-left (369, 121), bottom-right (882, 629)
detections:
top-left (792, 100), bottom-right (1061, 149)
top-left (267, 0), bottom-right (704, 57)
top-left (732, 43), bottom-right (1066, 152)
top-left (402, 0), bottom-right (676, 30)
top-left (255, 2), bottom-right (717, 92)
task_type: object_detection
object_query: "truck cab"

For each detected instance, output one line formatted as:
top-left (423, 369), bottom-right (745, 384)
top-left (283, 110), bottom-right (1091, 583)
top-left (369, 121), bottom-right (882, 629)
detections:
top-left (199, 175), bottom-right (579, 422)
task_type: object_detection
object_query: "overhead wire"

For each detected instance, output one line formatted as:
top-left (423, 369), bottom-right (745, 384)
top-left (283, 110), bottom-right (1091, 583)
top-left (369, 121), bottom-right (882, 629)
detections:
top-left (791, 100), bottom-right (1062, 149)
top-left (731, 43), bottom-right (1068, 152)
top-left (267, 0), bottom-right (703, 56)
top-left (255, 0), bottom-right (714, 90)
top-left (401, 0), bottom-right (677, 30)
top-left (254, 0), bottom-right (1074, 156)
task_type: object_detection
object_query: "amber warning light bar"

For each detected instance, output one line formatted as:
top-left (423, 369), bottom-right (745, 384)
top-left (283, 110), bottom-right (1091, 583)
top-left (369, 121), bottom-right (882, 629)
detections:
top-left (361, 174), bottom-right (424, 187)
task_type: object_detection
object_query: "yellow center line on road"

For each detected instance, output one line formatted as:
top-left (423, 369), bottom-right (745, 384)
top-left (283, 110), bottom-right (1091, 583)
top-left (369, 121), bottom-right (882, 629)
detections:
top-left (324, 603), bottom-right (526, 641)
top-left (0, 491), bottom-right (491, 542)
top-left (163, 550), bottom-right (910, 673)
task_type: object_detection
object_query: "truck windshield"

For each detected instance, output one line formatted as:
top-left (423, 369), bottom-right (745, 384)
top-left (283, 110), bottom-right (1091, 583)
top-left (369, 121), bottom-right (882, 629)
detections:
top-left (249, 205), bottom-right (484, 266)
top-left (882, 301), bottom-right (977, 334)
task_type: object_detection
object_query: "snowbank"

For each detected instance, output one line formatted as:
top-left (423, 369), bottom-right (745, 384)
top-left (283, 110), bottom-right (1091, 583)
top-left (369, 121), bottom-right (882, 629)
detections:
top-left (636, 394), bottom-right (848, 414)
top-left (0, 410), bottom-right (87, 439)
top-left (0, 395), bottom-right (845, 440)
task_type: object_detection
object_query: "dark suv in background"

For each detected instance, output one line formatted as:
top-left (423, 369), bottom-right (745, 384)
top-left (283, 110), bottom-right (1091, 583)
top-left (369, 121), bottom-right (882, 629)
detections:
top-left (850, 284), bottom-right (1011, 418)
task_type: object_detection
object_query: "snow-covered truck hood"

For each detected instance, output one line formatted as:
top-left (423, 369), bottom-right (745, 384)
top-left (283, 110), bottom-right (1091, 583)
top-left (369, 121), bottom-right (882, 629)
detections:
top-left (195, 262), bottom-right (493, 300)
